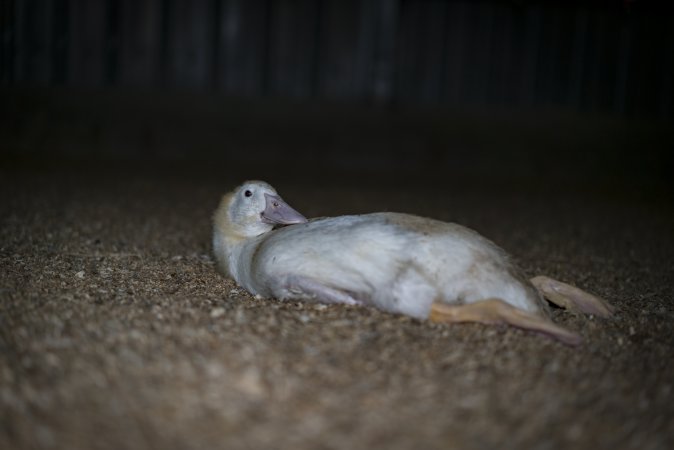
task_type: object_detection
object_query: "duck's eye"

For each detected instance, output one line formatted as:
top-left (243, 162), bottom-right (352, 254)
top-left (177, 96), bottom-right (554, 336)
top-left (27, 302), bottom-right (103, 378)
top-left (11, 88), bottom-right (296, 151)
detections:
top-left (244, 190), bottom-right (253, 197)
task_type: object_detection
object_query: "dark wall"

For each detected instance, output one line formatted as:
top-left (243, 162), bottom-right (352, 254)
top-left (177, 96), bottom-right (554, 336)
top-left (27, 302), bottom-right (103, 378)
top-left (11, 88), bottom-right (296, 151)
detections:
top-left (2, 0), bottom-right (673, 117)
top-left (2, 0), bottom-right (673, 194)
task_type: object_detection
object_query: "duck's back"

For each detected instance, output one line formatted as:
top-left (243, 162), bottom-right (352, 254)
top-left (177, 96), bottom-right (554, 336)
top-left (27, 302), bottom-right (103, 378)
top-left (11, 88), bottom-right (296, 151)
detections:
top-left (241, 213), bottom-right (544, 318)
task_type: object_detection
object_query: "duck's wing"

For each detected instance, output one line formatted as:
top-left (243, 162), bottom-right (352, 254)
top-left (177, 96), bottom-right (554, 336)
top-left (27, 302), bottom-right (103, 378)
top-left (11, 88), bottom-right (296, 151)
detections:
top-left (251, 215), bottom-right (410, 295)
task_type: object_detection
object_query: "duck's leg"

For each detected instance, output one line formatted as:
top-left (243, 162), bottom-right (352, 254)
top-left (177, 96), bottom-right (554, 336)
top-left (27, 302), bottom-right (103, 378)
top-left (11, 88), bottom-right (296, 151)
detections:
top-left (530, 276), bottom-right (614, 318)
top-left (429, 298), bottom-right (582, 346)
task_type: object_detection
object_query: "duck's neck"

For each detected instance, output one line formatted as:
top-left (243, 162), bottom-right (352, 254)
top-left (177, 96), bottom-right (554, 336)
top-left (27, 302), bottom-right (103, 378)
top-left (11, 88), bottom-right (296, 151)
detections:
top-left (212, 217), bottom-right (270, 287)
top-left (212, 229), bottom-right (244, 279)
top-left (213, 230), bottom-right (268, 297)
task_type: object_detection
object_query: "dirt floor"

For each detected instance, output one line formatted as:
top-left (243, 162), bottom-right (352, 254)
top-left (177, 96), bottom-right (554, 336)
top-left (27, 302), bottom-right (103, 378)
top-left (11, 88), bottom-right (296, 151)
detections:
top-left (1, 165), bottom-right (673, 450)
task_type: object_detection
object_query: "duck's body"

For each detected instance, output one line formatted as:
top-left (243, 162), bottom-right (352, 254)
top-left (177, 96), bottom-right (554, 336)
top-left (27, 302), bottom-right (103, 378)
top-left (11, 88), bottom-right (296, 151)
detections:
top-left (213, 181), bottom-right (614, 345)
top-left (217, 212), bottom-right (544, 320)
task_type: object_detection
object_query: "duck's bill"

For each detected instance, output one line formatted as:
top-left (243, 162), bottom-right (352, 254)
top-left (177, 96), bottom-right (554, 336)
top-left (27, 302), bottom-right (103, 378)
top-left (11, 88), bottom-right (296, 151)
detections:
top-left (261, 193), bottom-right (308, 225)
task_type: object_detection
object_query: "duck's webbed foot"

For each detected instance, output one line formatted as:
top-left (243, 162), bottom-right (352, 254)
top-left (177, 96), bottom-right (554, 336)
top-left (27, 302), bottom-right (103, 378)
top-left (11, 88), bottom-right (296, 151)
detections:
top-left (429, 298), bottom-right (582, 346)
top-left (530, 276), bottom-right (615, 318)
top-left (280, 275), bottom-right (362, 306)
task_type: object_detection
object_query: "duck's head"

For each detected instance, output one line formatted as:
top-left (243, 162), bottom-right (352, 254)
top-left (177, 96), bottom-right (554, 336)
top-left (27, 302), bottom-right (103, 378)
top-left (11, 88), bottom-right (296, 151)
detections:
top-left (214, 180), bottom-right (307, 239)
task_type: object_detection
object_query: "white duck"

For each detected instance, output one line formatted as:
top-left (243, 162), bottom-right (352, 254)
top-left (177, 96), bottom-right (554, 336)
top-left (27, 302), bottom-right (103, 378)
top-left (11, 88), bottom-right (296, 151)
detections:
top-left (213, 181), bottom-right (614, 345)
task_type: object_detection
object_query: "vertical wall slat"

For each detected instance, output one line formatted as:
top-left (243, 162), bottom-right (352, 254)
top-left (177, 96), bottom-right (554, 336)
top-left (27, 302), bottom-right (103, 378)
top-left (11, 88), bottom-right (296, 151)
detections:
top-left (118, 0), bottom-right (161, 86)
top-left (216, 0), bottom-right (244, 94)
top-left (320, 0), bottom-right (361, 99)
top-left (12, 0), bottom-right (23, 82)
top-left (0, 0), bottom-right (4, 82)
top-left (50, 0), bottom-right (69, 84)
top-left (396, 0), bottom-right (447, 105)
top-left (614, 17), bottom-right (632, 116)
top-left (553, 9), bottom-right (575, 107)
top-left (520, 5), bottom-right (541, 107)
top-left (658, 17), bottom-right (674, 117)
top-left (1, 0), bottom-right (17, 83)
top-left (634, 12), bottom-right (668, 117)
top-left (442, 1), bottom-right (467, 105)
top-left (215, 0), bottom-right (270, 96)
top-left (210, 0), bottom-right (221, 90)
top-left (158, 0), bottom-right (170, 87)
top-left (353, 0), bottom-right (376, 99)
top-left (17, 0), bottom-right (52, 84)
top-left (309, 0), bottom-right (323, 97)
top-left (472, 2), bottom-right (494, 106)
top-left (568, 7), bottom-right (589, 112)
top-left (268, 0), bottom-right (319, 98)
top-left (166, 0), bottom-right (212, 88)
top-left (597, 12), bottom-right (621, 113)
top-left (586, 11), bottom-right (606, 112)
top-left (536, 6), bottom-right (562, 107)
top-left (395, 0), bottom-right (416, 103)
top-left (104, 0), bottom-right (120, 85)
top-left (486, 2), bottom-right (512, 107)
top-left (371, 0), bottom-right (398, 103)
top-left (248, 0), bottom-right (269, 96)
top-left (68, 0), bottom-right (106, 87)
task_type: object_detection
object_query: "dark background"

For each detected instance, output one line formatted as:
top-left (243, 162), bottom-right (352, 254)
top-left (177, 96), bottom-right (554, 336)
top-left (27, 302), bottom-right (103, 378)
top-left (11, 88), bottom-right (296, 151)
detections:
top-left (1, 0), bottom-right (673, 192)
